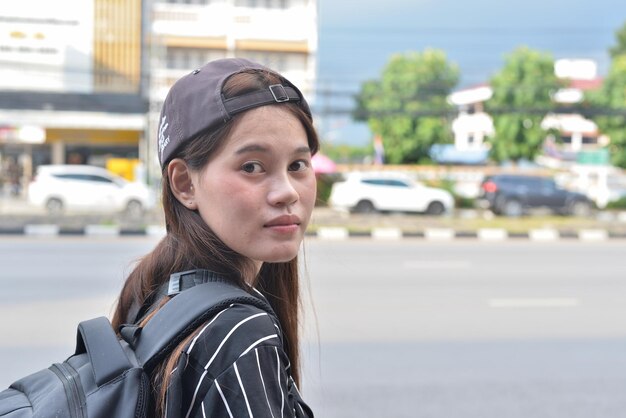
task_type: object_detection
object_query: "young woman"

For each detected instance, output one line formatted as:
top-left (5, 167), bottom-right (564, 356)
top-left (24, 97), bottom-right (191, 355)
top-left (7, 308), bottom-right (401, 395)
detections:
top-left (111, 58), bottom-right (318, 417)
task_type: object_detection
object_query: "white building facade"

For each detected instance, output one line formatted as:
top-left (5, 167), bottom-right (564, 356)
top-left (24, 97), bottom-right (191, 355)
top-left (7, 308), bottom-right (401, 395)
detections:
top-left (445, 58), bottom-right (622, 207)
top-left (447, 85), bottom-right (494, 152)
top-left (447, 59), bottom-right (604, 163)
top-left (0, 0), bottom-right (319, 187)
top-left (146, 0), bottom-right (318, 180)
top-left (0, 0), bottom-right (146, 191)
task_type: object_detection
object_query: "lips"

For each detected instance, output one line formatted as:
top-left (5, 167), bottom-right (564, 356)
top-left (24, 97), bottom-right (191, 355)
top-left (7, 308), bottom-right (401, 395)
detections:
top-left (264, 214), bottom-right (301, 228)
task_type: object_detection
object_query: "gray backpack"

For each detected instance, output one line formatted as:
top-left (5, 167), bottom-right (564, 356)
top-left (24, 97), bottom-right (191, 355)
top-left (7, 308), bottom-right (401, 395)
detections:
top-left (0, 271), bottom-right (273, 418)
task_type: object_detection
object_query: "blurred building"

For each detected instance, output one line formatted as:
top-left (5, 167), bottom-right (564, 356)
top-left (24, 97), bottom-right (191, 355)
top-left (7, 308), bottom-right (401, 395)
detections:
top-left (541, 59), bottom-right (606, 162)
top-left (442, 58), bottom-right (619, 207)
top-left (145, 0), bottom-right (318, 182)
top-left (442, 58), bottom-right (605, 167)
top-left (432, 84), bottom-right (493, 165)
top-left (0, 0), bottom-right (318, 190)
top-left (0, 0), bottom-right (146, 191)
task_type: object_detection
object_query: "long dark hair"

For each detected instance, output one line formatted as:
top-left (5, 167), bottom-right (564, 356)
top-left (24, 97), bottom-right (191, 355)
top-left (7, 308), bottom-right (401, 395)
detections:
top-left (111, 69), bottom-right (319, 415)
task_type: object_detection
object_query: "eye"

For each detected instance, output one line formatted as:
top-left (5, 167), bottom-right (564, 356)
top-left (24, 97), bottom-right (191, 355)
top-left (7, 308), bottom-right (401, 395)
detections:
top-left (289, 160), bottom-right (309, 172)
top-left (241, 161), bottom-right (264, 174)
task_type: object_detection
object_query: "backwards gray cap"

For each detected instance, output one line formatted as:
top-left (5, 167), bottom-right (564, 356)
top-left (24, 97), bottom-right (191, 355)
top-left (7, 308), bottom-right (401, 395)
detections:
top-left (157, 58), bottom-right (311, 168)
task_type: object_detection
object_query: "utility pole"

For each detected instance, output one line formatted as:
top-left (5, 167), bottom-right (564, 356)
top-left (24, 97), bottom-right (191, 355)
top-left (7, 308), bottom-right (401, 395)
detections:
top-left (141, 0), bottom-right (165, 187)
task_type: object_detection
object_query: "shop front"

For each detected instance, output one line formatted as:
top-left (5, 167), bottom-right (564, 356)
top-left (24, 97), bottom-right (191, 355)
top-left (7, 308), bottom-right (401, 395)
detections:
top-left (0, 109), bottom-right (146, 197)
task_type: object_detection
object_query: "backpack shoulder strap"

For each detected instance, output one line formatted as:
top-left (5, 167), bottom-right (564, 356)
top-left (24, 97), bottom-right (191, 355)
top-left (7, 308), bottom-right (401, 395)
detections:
top-left (75, 316), bottom-right (134, 386)
top-left (132, 277), bottom-right (274, 372)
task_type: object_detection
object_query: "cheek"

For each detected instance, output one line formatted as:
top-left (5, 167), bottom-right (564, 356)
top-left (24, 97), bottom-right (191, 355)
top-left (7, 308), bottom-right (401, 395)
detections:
top-left (200, 178), bottom-right (260, 241)
top-left (300, 175), bottom-right (317, 208)
top-left (214, 177), bottom-right (261, 214)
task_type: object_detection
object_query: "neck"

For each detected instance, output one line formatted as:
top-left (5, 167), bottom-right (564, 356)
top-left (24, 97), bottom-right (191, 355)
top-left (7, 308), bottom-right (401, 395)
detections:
top-left (243, 259), bottom-right (262, 286)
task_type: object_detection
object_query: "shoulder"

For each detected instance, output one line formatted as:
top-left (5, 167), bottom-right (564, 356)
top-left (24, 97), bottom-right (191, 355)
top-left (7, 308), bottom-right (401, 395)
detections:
top-left (183, 303), bottom-right (282, 375)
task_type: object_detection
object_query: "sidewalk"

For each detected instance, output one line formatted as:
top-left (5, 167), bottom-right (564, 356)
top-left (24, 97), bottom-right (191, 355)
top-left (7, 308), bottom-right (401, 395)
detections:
top-left (308, 207), bottom-right (626, 241)
top-left (0, 195), bottom-right (164, 229)
top-left (1, 196), bottom-right (625, 240)
top-left (0, 195), bottom-right (45, 216)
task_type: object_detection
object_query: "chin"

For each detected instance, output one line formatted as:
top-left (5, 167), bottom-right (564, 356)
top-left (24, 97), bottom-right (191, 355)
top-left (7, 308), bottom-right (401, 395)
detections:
top-left (256, 246), bottom-right (300, 264)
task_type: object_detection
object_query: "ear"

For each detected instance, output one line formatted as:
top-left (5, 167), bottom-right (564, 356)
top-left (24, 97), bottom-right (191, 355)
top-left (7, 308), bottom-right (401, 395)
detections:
top-left (167, 158), bottom-right (198, 210)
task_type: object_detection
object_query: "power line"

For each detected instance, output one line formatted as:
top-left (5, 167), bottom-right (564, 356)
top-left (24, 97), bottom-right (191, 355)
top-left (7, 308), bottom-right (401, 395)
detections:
top-left (322, 26), bottom-right (621, 35)
top-left (315, 106), bottom-right (626, 118)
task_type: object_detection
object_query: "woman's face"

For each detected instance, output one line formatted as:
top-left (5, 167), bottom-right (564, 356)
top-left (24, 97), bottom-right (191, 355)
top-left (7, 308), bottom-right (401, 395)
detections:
top-left (190, 105), bottom-right (316, 267)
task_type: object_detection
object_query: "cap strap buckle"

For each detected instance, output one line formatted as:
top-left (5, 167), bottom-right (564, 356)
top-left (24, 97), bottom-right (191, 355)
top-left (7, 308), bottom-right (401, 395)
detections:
top-left (269, 84), bottom-right (289, 103)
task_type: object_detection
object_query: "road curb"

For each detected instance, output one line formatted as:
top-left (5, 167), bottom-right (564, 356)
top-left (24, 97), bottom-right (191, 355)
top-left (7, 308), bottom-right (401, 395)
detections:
top-left (529, 228), bottom-right (560, 241)
top-left (1, 224), bottom-right (625, 241)
top-left (477, 228), bottom-right (508, 241)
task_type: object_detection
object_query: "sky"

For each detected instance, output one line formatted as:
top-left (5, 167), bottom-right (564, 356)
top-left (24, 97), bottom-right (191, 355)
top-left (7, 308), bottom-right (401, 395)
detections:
top-left (315, 0), bottom-right (626, 145)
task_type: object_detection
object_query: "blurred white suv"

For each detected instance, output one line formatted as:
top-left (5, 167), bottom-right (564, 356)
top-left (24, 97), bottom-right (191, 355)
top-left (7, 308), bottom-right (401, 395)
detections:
top-left (329, 172), bottom-right (454, 215)
top-left (28, 165), bottom-right (156, 217)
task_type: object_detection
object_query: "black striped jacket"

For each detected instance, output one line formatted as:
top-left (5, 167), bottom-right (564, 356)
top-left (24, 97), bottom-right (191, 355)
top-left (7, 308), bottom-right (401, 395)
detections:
top-left (163, 294), bottom-right (314, 418)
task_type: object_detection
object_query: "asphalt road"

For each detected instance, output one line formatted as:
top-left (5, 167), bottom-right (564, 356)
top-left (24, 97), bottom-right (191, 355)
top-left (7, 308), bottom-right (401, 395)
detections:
top-left (301, 240), bottom-right (626, 417)
top-left (1, 237), bottom-right (625, 417)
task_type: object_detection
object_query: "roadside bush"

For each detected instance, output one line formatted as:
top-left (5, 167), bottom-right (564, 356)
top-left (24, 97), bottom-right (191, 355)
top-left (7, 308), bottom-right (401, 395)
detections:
top-left (316, 174), bottom-right (341, 206)
top-left (455, 196), bottom-right (477, 209)
top-left (606, 196), bottom-right (626, 209)
top-left (424, 178), bottom-right (476, 209)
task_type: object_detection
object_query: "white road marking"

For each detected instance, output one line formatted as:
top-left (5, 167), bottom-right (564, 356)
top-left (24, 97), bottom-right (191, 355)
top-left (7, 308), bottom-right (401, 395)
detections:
top-left (529, 229), bottom-right (559, 241)
top-left (424, 228), bottom-right (455, 240)
top-left (403, 260), bottom-right (471, 269)
top-left (316, 227), bottom-right (349, 240)
top-left (488, 298), bottom-right (579, 308)
top-left (371, 228), bottom-right (402, 240)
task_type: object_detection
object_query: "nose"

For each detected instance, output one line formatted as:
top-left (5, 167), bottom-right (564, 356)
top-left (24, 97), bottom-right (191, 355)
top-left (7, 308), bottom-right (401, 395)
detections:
top-left (267, 173), bottom-right (299, 207)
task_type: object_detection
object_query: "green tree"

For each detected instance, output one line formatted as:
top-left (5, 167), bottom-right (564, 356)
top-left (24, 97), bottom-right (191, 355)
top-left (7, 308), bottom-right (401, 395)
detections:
top-left (354, 50), bottom-right (459, 164)
top-left (587, 55), bottom-right (626, 168)
top-left (610, 21), bottom-right (626, 58)
top-left (486, 46), bottom-right (561, 163)
top-left (321, 142), bottom-right (371, 164)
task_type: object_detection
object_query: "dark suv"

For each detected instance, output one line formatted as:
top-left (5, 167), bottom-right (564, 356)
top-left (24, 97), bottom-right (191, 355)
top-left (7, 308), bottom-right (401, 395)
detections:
top-left (479, 174), bottom-right (594, 217)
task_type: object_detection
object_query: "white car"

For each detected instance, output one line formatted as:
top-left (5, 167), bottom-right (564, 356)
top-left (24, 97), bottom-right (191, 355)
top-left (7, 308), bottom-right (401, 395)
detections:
top-left (329, 172), bottom-right (454, 215)
top-left (28, 165), bottom-right (156, 216)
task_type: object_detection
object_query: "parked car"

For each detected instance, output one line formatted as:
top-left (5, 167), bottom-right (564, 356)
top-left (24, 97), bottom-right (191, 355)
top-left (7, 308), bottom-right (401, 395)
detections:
top-left (328, 172), bottom-right (454, 215)
top-left (28, 164), bottom-right (156, 217)
top-left (479, 174), bottom-right (594, 217)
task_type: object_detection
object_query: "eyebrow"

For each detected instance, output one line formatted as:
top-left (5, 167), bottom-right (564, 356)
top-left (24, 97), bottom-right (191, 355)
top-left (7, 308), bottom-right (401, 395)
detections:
top-left (235, 144), bottom-right (311, 155)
